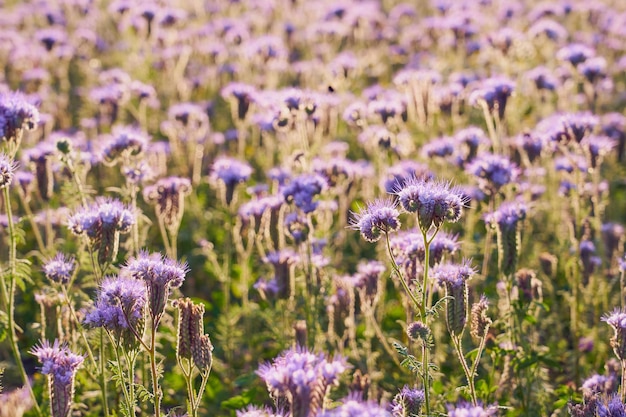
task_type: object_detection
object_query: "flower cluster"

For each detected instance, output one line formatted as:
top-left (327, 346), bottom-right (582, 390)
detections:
top-left (67, 198), bottom-right (135, 264)
top-left (0, 91), bottom-right (39, 143)
top-left (209, 156), bottom-right (253, 205)
top-left (101, 127), bottom-right (150, 165)
top-left (395, 178), bottom-right (465, 232)
top-left (281, 174), bottom-right (327, 214)
top-left (256, 346), bottom-right (348, 417)
top-left (143, 176), bottom-right (192, 230)
top-left (84, 276), bottom-right (147, 348)
top-left (351, 198), bottom-right (401, 243)
top-left (484, 201), bottom-right (527, 276)
top-left (43, 253), bottom-right (76, 285)
top-left (124, 251), bottom-right (187, 323)
top-left (0, 153), bottom-right (17, 189)
top-left (30, 340), bottom-right (84, 417)
top-left (604, 309), bottom-right (626, 361)
top-left (432, 260), bottom-right (476, 336)
top-left (466, 153), bottom-right (518, 194)
top-left (176, 298), bottom-right (213, 372)
top-left (391, 386), bottom-right (425, 417)
top-left (317, 394), bottom-right (391, 417)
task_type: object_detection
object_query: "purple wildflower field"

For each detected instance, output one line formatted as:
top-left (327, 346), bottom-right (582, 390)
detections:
top-left (0, 0), bottom-right (625, 416)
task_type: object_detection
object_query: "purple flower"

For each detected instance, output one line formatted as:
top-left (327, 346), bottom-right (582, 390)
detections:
top-left (0, 153), bottom-right (17, 189)
top-left (281, 174), bottom-right (327, 214)
top-left (43, 253), bottom-right (76, 284)
top-left (432, 260), bottom-right (476, 288)
top-left (67, 198), bottom-right (135, 265)
top-left (101, 126), bottom-right (150, 164)
top-left (317, 394), bottom-right (391, 417)
top-left (84, 276), bottom-right (147, 347)
top-left (526, 66), bottom-right (559, 91)
top-left (604, 309), bottom-right (626, 360)
top-left (350, 198), bottom-right (401, 243)
top-left (381, 161), bottom-right (432, 194)
top-left (221, 82), bottom-right (257, 120)
top-left (124, 251), bottom-right (187, 322)
top-left (210, 156), bottom-right (253, 205)
top-left (0, 91), bottom-right (39, 142)
top-left (143, 176), bottom-right (192, 229)
top-left (257, 347), bottom-right (349, 417)
top-left (466, 153), bottom-right (518, 193)
top-left (395, 178), bottom-right (465, 231)
top-left (353, 260), bottom-right (386, 301)
top-left (557, 43), bottom-right (595, 66)
top-left (469, 77), bottom-right (515, 119)
top-left (484, 201), bottom-right (527, 230)
top-left (391, 386), bottom-right (425, 417)
top-left (236, 406), bottom-right (285, 417)
top-left (447, 402), bottom-right (498, 417)
top-left (31, 340), bottom-right (83, 417)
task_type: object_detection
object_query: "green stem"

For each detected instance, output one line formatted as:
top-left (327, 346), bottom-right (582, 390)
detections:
top-left (421, 229), bottom-right (432, 417)
top-left (0, 186), bottom-right (42, 417)
top-left (452, 334), bottom-right (478, 405)
top-left (385, 234), bottom-right (423, 311)
top-left (107, 332), bottom-right (133, 417)
top-left (149, 320), bottom-right (162, 417)
top-left (100, 328), bottom-right (110, 416)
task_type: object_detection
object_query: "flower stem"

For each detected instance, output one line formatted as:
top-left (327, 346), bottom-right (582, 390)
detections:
top-left (150, 321), bottom-right (162, 417)
top-left (0, 186), bottom-right (42, 417)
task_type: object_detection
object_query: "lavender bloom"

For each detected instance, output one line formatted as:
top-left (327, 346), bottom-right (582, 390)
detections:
top-left (257, 346), bottom-right (348, 417)
top-left (0, 91), bottom-right (39, 143)
top-left (281, 174), bottom-right (327, 214)
top-left (43, 253), bottom-right (76, 285)
top-left (317, 394), bottom-right (391, 417)
top-left (237, 406), bottom-right (285, 417)
top-left (101, 126), bottom-right (150, 165)
top-left (353, 260), bottom-right (386, 302)
top-left (579, 240), bottom-right (601, 286)
top-left (421, 136), bottom-right (456, 159)
top-left (391, 385), bottom-right (425, 417)
top-left (124, 251), bottom-right (187, 323)
top-left (262, 249), bottom-right (300, 299)
top-left (582, 374), bottom-right (615, 397)
top-left (395, 178), bottom-right (465, 232)
top-left (350, 198), bottom-right (401, 243)
top-left (24, 141), bottom-right (56, 201)
top-left (578, 56), bottom-right (607, 83)
top-left (381, 161), bottom-right (432, 194)
top-left (526, 66), bottom-right (559, 91)
top-left (556, 43), bottom-right (595, 66)
top-left (548, 112), bottom-right (598, 144)
top-left (447, 402), bottom-right (498, 417)
top-left (604, 310), bottom-right (626, 361)
top-left (432, 260), bottom-right (475, 336)
top-left (484, 201), bottom-right (527, 276)
top-left (143, 176), bottom-right (192, 230)
top-left (284, 212), bottom-right (309, 244)
top-left (67, 198), bottom-right (135, 265)
top-left (0, 154), bottom-right (17, 189)
top-left (469, 77), bottom-right (515, 119)
top-left (221, 82), bottom-right (257, 120)
top-left (466, 153), bottom-right (518, 194)
top-left (84, 276), bottom-right (147, 348)
top-left (31, 340), bottom-right (84, 417)
top-left (210, 156), bottom-right (253, 205)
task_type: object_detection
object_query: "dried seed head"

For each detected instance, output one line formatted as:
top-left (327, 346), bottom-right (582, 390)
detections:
top-left (176, 298), bottom-right (204, 361)
top-left (470, 296), bottom-right (492, 339)
top-left (192, 335), bottom-right (213, 372)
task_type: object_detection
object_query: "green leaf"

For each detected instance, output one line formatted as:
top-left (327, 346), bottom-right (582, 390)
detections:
top-left (0, 310), bottom-right (8, 342)
top-left (221, 394), bottom-right (252, 410)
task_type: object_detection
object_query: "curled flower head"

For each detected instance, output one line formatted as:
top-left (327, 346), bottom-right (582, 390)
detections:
top-left (0, 153), bottom-right (18, 189)
top-left (447, 402), bottom-right (498, 417)
top-left (281, 174), bottom-right (327, 214)
top-left (84, 276), bottom-right (147, 349)
top-left (395, 178), bottom-right (465, 232)
top-left (31, 340), bottom-right (83, 417)
top-left (143, 176), bottom-right (192, 229)
top-left (101, 126), bottom-right (150, 164)
top-left (604, 309), bottom-right (626, 361)
top-left (391, 386), bottom-right (425, 417)
top-left (350, 198), bottom-right (401, 243)
top-left (210, 156), bottom-right (253, 205)
top-left (43, 253), bottom-right (76, 285)
top-left (469, 77), bottom-right (515, 119)
top-left (467, 153), bottom-right (518, 193)
top-left (0, 91), bottom-right (39, 143)
top-left (123, 251), bottom-right (188, 322)
top-left (257, 346), bottom-right (349, 417)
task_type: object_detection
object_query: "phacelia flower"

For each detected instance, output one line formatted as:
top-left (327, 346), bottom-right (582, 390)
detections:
top-left (143, 176), bottom-right (192, 231)
top-left (236, 406), bottom-right (286, 417)
top-left (67, 198), bottom-right (135, 265)
top-left (391, 386), bottom-right (425, 417)
top-left (432, 260), bottom-right (476, 336)
top-left (351, 198), bottom-right (401, 243)
top-left (469, 77), bottom-right (515, 119)
top-left (470, 296), bottom-right (492, 339)
top-left (123, 251), bottom-right (188, 323)
top-left (24, 141), bottom-right (56, 201)
top-left (31, 340), bottom-right (84, 417)
top-left (395, 178), bottom-right (465, 232)
top-left (466, 153), bottom-right (518, 194)
top-left (317, 394), bottom-right (391, 417)
top-left (101, 126), bottom-right (150, 165)
top-left (447, 402), bottom-right (498, 417)
top-left (43, 253), bottom-right (76, 284)
top-left (281, 173), bottom-right (327, 214)
top-left (0, 91), bottom-right (40, 143)
top-left (484, 201), bottom-right (527, 276)
top-left (604, 309), bottom-right (626, 361)
top-left (0, 153), bottom-right (18, 189)
top-left (381, 161), bottom-right (432, 194)
top-left (209, 156), bottom-right (253, 205)
top-left (257, 347), bottom-right (348, 417)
